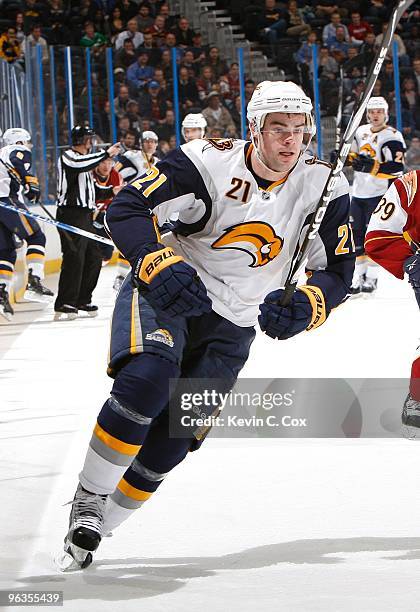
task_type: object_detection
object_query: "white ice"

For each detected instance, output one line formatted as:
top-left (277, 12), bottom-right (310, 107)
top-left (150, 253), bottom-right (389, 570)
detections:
top-left (0, 265), bottom-right (419, 612)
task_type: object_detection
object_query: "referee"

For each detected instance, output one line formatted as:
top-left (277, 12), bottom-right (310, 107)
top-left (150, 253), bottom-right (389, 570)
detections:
top-left (54, 126), bottom-right (121, 320)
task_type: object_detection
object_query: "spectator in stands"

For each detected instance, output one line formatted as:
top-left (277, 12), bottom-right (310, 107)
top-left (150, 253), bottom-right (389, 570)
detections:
top-left (318, 45), bottom-right (339, 79)
top-left (328, 26), bottom-right (350, 62)
top-left (315, 2), bottom-right (344, 19)
top-left (206, 46), bottom-right (228, 79)
top-left (46, 0), bottom-right (67, 26)
top-left (260, 0), bottom-right (289, 47)
top-left (14, 13), bottom-right (26, 44)
top-left (180, 49), bottom-right (199, 76)
top-left (23, 0), bottom-right (45, 31)
top-left (348, 11), bottom-right (372, 47)
top-left (120, 130), bottom-right (137, 150)
top-left (178, 65), bottom-right (200, 108)
top-left (197, 65), bottom-right (217, 102)
top-left (380, 60), bottom-right (396, 97)
top-left (117, 115), bottom-right (131, 139)
top-left (113, 83), bottom-right (130, 117)
top-left (366, 0), bottom-right (388, 21)
top-left (412, 58), bottom-right (420, 93)
top-left (115, 18), bottom-right (144, 51)
top-left (80, 21), bottom-right (108, 49)
top-left (322, 12), bottom-right (349, 47)
top-left (296, 30), bottom-right (317, 65)
top-left (138, 80), bottom-right (168, 122)
top-left (158, 3), bottom-right (176, 29)
top-left (189, 31), bottom-right (206, 63)
top-left (202, 91), bottom-right (236, 137)
top-left (138, 31), bottom-right (162, 66)
top-left (244, 79), bottom-right (256, 103)
top-left (126, 50), bottom-right (155, 94)
top-left (157, 48), bottom-right (172, 81)
top-left (126, 100), bottom-right (142, 133)
top-left (145, 15), bottom-right (167, 46)
top-left (113, 66), bottom-right (126, 93)
top-left (405, 136), bottom-right (420, 171)
top-left (0, 27), bottom-right (21, 64)
top-left (117, 0), bottom-right (138, 22)
top-left (136, 4), bottom-right (154, 32)
top-left (162, 32), bottom-right (183, 63)
top-left (401, 77), bottom-right (420, 127)
top-left (405, 24), bottom-right (420, 60)
top-left (22, 24), bottom-right (48, 62)
top-left (286, 1), bottom-right (311, 39)
top-left (115, 38), bottom-right (137, 69)
top-left (156, 108), bottom-right (176, 141)
top-left (375, 22), bottom-right (410, 66)
top-left (172, 16), bottom-right (195, 48)
top-left (219, 62), bottom-right (240, 107)
top-left (109, 16), bottom-right (124, 42)
top-left (372, 79), bottom-right (383, 97)
top-left (359, 31), bottom-right (376, 69)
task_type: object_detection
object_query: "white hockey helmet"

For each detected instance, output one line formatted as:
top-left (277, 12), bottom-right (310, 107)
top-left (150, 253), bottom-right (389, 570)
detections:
top-left (366, 96), bottom-right (389, 122)
top-left (182, 113), bottom-right (207, 140)
top-left (247, 81), bottom-right (315, 141)
top-left (142, 130), bottom-right (158, 141)
top-left (3, 127), bottom-right (32, 147)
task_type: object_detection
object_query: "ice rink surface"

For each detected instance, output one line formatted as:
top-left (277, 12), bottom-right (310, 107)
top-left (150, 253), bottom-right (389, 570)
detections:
top-left (1, 265), bottom-right (419, 612)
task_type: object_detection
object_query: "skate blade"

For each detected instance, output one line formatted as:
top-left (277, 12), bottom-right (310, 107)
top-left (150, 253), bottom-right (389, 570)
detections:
top-left (55, 543), bottom-right (93, 572)
top-left (21, 289), bottom-right (53, 303)
top-left (402, 424), bottom-right (420, 440)
top-left (78, 311), bottom-right (98, 318)
top-left (0, 310), bottom-right (13, 322)
top-left (53, 312), bottom-right (78, 321)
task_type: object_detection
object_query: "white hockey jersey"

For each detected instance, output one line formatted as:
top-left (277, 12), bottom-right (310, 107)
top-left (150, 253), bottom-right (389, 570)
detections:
top-left (0, 144), bottom-right (33, 200)
top-left (114, 150), bottom-right (159, 182)
top-left (351, 123), bottom-right (406, 199)
top-left (107, 139), bottom-right (354, 327)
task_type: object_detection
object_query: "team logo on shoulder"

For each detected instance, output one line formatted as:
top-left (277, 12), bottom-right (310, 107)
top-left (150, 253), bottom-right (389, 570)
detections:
top-left (211, 221), bottom-right (283, 267)
top-left (203, 138), bottom-right (234, 152)
top-left (400, 170), bottom-right (418, 207)
top-left (145, 328), bottom-right (174, 347)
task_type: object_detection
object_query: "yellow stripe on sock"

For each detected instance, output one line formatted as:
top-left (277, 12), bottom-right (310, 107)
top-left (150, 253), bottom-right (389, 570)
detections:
top-left (94, 423), bottom-right (141, 455)
top-left (117, 478), bottom-right (153, 501)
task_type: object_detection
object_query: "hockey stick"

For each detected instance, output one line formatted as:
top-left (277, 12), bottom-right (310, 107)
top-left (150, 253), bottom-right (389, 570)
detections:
top-left (0, 200), bottom-right (114, 246)
top-left (334, 55), bottom-right (365, 150)
top-left (37, 200), bottom-right (77, 253)
top-left (281, 0), bottom-right (415, 306)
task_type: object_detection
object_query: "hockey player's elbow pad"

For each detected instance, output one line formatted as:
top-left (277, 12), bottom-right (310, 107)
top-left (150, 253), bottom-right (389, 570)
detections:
top-left (133, 243), bottom-right (212, 317)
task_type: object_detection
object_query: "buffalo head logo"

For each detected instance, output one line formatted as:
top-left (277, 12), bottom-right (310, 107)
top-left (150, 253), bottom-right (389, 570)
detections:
top-left (211, 222), bottom-right (283, 267)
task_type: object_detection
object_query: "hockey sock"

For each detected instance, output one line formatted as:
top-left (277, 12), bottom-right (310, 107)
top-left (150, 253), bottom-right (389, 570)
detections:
top-left (79, 354), bottom-right (179, 495)
top-left (103, 410), bottom-right (191, 533)
top-left (26, 245), bottom-right (46, 279)
top-left (410, 352), bottom-right (420, 401)
top-left (352, 256), bottom-right (367, 286)
top-left (365, 262), bottom-right (379, 281)
top-left (0, 260), bottom-right (14, 293)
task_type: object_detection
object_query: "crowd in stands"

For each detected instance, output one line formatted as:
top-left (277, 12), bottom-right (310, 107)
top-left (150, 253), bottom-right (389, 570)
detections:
top-left (0, 0), bottom-right (419, 156)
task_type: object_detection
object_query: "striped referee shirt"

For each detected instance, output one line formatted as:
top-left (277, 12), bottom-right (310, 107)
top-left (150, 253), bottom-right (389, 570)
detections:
top-left (57, 148), bottom-right (108, 209)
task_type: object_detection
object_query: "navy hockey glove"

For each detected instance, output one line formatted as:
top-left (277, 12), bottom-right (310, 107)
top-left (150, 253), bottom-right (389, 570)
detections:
top-left (258, 286), bottom-right (327, 340)
top-left (133, 243), bottom-right (212, 317)
top-left (24, 177), bottom-right (41, 203)
top-left (351, 154), bottom-right (375, 174)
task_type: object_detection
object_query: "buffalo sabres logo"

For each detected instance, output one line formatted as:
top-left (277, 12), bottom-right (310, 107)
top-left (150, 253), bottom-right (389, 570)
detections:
top-left (211, 222), bottom-right (283, 267)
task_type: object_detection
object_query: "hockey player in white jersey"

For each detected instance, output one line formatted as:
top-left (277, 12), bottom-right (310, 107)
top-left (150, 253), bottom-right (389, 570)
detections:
top-left (182, 113), bottom-right (207, 142)
top-left (349, 96), bottom-right (405, 295)
top-left (57, 81), bottom-right (355, 571)
top-left (0, 128), bottom-right (53, 320)
top-left (113, 131), bottom-right (160, 292)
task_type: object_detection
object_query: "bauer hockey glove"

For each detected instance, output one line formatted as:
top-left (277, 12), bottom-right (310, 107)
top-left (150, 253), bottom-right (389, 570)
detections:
top-left (351, 154), bottom-right (375, 174)
top-left (258, 286), bottom-right (326, 340)
top-left (133, 243), bottom-right (212, 317)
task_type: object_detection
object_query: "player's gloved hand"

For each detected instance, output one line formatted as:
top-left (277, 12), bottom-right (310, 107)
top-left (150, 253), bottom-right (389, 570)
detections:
top-left (351, 154), bottom-right (375, 173)
top-left (24, 182), bottom-right (41, 203)
top-left (404, 253), bottom-right (420, 290)
top-left (133, 243), bottom-right (212, 317)
top-left (258, 289), bottom-right (312, 340)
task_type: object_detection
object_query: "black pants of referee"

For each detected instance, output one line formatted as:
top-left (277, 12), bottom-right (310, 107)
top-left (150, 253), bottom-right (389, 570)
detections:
top-left (55, 207), bottom-right (102, 310)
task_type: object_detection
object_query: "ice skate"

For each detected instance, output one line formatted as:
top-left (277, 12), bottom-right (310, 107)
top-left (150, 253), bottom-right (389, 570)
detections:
top-left (402, 394), bottom-right (420, 440)
top-left (56, 484), bottom-right (108, 572)
top-left (349, 275), bottom-right (363, 298)
top-left (23, 270), bottom-right (54, 303)
top-left (113, 274), bottom-right (124, 293)
top-left (0, 283), bottom-right (14, 321)
top-left (53, 304), bottom-right (78, 321)
top-left (77, 303), bottom-right (98, 317)
top-left (361, 277), bottom-right (377, 295)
